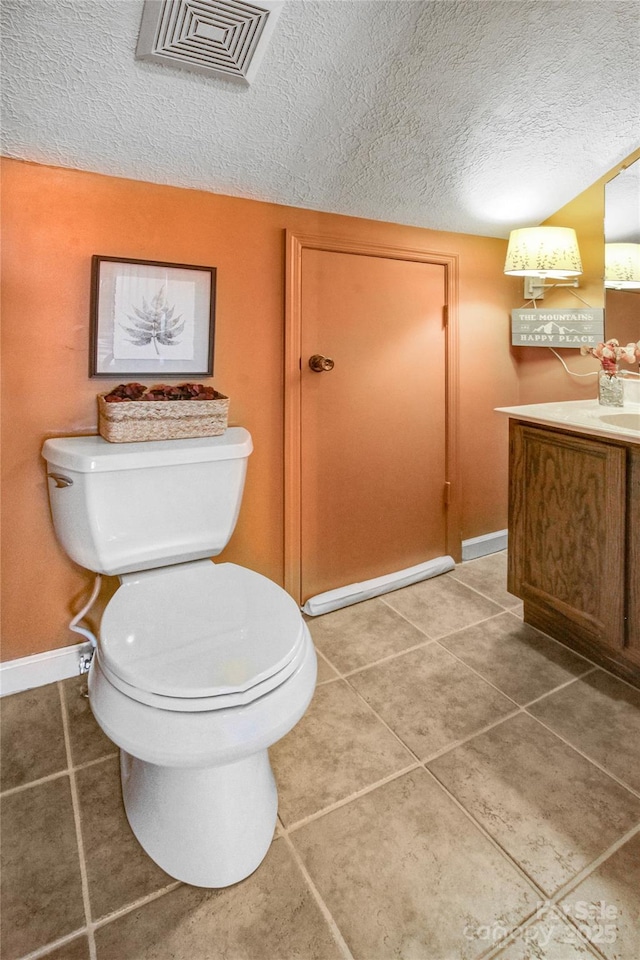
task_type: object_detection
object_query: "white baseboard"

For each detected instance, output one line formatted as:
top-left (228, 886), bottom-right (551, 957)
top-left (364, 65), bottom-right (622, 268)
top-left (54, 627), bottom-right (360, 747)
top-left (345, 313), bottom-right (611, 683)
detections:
top-left (0, 642), bottom-right (92, 697)
top-left (461, 529), bottom-right (508, 562)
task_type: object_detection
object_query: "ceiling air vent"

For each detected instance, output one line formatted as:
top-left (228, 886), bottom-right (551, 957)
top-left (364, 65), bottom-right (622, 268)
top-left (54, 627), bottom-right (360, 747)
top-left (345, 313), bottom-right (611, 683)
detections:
top-left (136, 0), bottom-right (284, 84)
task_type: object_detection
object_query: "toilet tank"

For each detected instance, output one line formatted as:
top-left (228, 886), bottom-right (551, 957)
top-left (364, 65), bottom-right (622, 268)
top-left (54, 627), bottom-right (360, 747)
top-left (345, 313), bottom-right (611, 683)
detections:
top-left (42, 429), bottom-right (253, 575)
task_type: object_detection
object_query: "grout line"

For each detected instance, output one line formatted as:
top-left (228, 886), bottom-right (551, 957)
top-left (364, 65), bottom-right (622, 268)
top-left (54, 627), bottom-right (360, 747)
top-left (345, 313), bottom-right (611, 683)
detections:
top-left (58, 681), bottom-right (98, 960)
top-left (92, 880), bottom-right (182, 931)
top-left (586, 661), bottom-right (640, 695)
top-left (73, 751), bottom-right (120, 773)
top-left (311, 613), bottom-right (436, 679)
top-left (314, 646), bottom-right (338, 673)
top-left (281, 832), bottom-right (355, 960)
top-left (444, 571), bottom-right (523, 613)
top-left (430, 635), bottom-right (524, 708)
top-left (483, 825), bottom-right (640, 960)
top-left (419, 707), bottom-right (523, 765)
top-left (444, 558), bottom-right (640, 693)
top-left (340, 635), bottom-right (437, 679)
top-left (521, 667), bottom-right (599, 709)
top-left (338, 677), bottom-right (423, 762)
top-left (0, 767), bottom-right (70, 798)
top-left (376, 595), bottom-right (440, 636)
top-left (496, 609), bottom-right (601, 668)
top-left (522, 710), bottom-right (640, 800)
top-left (350, 618), bottom-right (601, 728)
top-left (16, 928), bottom-right (90, 960)
top-left (502, 612), bottom-right (619, 679)
top-left (315, 674), bottom-right (342, 687)
top-left (420, 763), bottom-right (550, 904)
top-left (316, 616), bottom-right (634, 794)
top-left (424, 728), bottom-right (636, 908)
top-left (549, 822), bottom-right (640, 905)
top-left (382, 602), bottom-right (514, 647)
top-left (0, 752), bottom-right (117, 800)
top-left (481, 904), bottom-right (606, 960)
top-left (283, 699), bottom-right (635, 960)
top-left (284, 761), bottom-right (422, 834)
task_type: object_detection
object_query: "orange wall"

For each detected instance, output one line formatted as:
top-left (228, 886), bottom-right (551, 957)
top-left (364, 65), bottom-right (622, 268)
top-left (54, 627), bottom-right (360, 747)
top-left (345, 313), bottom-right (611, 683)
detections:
top-left (1, 158), bottom-right (519, 662)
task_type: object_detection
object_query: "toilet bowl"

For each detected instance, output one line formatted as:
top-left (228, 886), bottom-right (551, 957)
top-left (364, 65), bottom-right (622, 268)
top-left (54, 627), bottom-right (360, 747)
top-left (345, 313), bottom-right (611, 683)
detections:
top-left (89, 561), bottom-right (316, 887)
top-left (42, 430), bottom-right (316, 887)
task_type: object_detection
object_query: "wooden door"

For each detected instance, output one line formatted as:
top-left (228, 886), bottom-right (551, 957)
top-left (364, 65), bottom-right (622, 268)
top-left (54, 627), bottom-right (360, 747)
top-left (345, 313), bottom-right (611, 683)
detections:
top-left (298, 246), bottom-right (448, 603)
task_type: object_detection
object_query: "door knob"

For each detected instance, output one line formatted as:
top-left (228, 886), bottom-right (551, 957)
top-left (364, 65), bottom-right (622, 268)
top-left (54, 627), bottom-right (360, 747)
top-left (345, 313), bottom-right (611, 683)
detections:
top-left (308, 354), bottom-right (335, 372)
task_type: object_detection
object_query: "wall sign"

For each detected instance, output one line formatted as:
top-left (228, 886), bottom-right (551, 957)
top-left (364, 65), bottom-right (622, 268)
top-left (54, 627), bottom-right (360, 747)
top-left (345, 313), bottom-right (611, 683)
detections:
top-left (511, 308), bottom-right (604, 347)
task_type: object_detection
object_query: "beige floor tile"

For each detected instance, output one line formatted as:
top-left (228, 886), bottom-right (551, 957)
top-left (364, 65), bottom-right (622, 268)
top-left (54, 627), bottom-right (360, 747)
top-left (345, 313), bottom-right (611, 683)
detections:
top-left (76, 756), bottom-right (173, 920)
top-left (528, 671), bottom-right (640, 794)
top-left (450, 552), bottom-right (522, 609)
top-left (61, 675), bottom-right (116, 767)
top-left (291, 768), bottom-right (538, 960)
top-left (440, 612), bottom-right (592, 705)
top-left (383, 574), bottom-right (503, 638)
top-left (315, 648), bottom-right (340, 683)
top-left (493, 909), bottom-right (600, 959)
top-left (559, 831), bottom-right (640, 960)
top-left (428, 713), bottom-right (640, 896)
top-left (94, 837), bottom-right (344, 960)
top-left (349, 643), bottom-right (516, 759)
top-left (0, 682), bottom-right (67, 790)
top-left (0, 777), bottom-right (85, 960)
top-left (40, 936), bottom-right (91, 960)
top-left (270, 679), bottom-right (414, 825)
top-left (308, 597), bottom-right (429, 673)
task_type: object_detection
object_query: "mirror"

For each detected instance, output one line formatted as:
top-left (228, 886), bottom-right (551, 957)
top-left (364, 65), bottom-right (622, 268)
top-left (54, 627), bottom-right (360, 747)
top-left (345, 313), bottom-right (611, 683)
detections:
top-left (604, 158), bottom-right (640, 345)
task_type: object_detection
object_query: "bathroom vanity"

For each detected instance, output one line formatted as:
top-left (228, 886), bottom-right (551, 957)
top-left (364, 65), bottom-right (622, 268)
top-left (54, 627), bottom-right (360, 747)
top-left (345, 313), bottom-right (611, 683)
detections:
top-left (496, 397), bottom-right (640, 688)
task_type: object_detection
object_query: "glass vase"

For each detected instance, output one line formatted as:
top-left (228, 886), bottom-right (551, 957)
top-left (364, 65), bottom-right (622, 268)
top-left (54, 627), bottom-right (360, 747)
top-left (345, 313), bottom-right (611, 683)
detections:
top-left (598, 367), bottom-right (624, 407)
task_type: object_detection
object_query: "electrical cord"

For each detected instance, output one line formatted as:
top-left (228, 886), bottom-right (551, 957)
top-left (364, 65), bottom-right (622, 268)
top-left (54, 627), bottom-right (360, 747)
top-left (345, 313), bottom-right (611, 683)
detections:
top-left (548, 348), bottom-right (598, 377)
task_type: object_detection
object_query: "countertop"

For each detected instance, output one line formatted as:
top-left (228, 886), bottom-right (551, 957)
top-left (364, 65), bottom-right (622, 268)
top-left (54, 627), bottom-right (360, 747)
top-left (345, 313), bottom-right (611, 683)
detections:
top-left (495, 398), bottom-right (640, 445)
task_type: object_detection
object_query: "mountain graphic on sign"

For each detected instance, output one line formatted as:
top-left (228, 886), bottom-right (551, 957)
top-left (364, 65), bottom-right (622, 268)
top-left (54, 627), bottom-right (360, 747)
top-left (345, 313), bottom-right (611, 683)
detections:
top-left (532, 321), bottom-right (583, 334)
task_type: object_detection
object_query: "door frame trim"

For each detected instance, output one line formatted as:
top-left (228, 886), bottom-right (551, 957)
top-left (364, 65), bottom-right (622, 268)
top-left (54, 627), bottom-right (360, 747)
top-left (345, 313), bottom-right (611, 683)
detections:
top-left (284, 231), bottom-right (460, 602)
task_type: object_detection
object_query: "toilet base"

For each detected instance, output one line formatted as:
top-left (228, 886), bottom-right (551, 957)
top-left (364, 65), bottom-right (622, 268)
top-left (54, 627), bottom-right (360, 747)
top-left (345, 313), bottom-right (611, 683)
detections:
top-left (120, 748), bottom-right (278, 888)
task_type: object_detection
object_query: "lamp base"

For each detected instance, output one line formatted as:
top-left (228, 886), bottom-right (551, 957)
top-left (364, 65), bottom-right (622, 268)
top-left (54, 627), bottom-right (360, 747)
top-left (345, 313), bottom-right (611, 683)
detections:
top-left (523, 277), bottom-right (580, 301)
top-left (524, 277), bottom-right (546, 300)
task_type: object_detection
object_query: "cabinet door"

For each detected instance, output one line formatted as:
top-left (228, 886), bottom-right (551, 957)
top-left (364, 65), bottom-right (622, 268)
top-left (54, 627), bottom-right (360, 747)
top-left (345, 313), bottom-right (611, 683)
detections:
top-left (508, 422), bottom-right (626, 649)
top-left (627, 446), bottom-right (640, 663)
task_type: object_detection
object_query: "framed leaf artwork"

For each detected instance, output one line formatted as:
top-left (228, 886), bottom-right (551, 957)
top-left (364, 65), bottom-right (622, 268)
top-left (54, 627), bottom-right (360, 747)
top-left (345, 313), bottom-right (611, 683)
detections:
top-left (90, 256), bottom-right (216, 378)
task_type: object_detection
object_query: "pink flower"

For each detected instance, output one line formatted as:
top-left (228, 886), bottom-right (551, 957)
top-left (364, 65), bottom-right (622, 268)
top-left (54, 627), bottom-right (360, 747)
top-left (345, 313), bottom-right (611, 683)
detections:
top-left (580, 339), bottom-right (640, 375)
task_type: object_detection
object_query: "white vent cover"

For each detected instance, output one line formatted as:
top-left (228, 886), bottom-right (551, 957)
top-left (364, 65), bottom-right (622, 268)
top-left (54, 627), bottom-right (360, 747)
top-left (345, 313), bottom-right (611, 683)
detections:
top-left (136, 0), bottom-right (284, 84)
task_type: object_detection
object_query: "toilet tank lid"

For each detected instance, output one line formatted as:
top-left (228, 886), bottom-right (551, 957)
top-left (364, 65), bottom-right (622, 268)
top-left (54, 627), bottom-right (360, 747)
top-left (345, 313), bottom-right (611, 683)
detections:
top-left (42, 428), bottom-right (252, 473)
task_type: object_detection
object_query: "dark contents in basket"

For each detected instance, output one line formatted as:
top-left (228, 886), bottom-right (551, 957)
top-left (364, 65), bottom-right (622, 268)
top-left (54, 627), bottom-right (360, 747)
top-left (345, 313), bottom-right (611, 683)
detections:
top-left (104, 383), bottom-right (220, 402)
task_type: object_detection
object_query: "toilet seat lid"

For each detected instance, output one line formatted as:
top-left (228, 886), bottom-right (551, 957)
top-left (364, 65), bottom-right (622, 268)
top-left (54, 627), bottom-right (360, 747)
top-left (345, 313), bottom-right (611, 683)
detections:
top-left (100, 561), bottom-right (304, 700)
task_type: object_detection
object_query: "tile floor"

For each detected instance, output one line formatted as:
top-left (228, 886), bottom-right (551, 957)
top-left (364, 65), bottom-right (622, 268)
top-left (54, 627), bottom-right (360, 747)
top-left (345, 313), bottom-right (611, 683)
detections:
top-left (2, 552), bottom-right (640, 960)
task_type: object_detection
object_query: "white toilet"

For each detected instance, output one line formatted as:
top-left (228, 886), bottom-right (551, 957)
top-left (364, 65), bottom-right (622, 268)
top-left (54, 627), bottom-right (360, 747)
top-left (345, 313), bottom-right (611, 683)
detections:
top-left (42, 428), bottom-right (316, 888)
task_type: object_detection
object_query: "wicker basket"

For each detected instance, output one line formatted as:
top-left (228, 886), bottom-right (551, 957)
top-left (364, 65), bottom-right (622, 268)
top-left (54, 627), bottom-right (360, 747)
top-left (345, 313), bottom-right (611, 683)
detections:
top-left (98, 393), bottom-right (229, 443)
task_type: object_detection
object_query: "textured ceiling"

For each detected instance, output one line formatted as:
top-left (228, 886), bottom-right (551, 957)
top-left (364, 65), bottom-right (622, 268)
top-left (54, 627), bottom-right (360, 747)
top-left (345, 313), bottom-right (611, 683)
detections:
top-left (2, 0), bottom-right (639, 238)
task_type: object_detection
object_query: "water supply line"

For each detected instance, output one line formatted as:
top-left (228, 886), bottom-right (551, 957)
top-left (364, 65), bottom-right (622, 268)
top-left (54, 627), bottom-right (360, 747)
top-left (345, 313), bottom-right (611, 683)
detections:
top-left (69, 574), bottom-right (102, 672)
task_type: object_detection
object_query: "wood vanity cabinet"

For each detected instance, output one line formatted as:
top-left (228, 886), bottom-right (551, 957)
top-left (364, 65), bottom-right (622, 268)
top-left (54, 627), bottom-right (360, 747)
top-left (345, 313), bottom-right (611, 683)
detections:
top-left (508, 420), bottom-right (640, 686)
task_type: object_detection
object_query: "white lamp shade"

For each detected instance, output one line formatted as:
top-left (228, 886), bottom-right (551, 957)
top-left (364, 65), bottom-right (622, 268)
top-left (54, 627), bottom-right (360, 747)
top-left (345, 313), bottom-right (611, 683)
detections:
top-left (504, 226), bottom-right (582, 278)
top-left (604, 243), bottom-right (640, 289)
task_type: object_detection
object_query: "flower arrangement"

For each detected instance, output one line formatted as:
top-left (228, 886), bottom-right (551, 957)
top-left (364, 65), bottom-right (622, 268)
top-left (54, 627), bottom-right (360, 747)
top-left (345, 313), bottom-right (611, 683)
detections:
top-left (103, 382), bottom-right (220, 402)
top-left (580, 339), bottom-right (640, 376)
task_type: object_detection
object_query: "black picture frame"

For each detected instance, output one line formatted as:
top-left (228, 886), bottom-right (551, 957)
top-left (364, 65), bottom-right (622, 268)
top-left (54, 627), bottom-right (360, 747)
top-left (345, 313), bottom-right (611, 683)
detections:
top-left (90, 255), bottom-right (216, 378)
